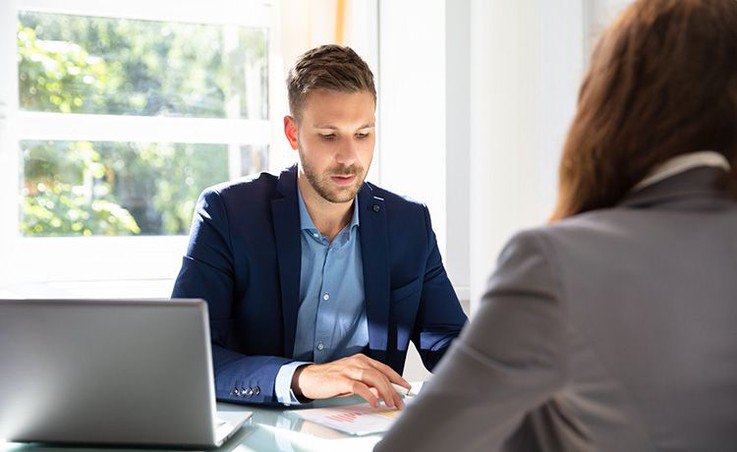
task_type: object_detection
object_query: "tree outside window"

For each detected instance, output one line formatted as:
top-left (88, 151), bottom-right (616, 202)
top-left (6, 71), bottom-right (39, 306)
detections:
top-left (17, 12), bottom-right (269, 236)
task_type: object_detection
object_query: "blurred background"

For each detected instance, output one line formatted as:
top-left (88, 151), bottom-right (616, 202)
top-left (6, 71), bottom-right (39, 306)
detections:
top-left (0, 0), bottom-right (631, 375)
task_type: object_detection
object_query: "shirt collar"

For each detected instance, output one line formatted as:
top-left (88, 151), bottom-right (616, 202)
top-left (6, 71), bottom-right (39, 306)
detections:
top-left (297, 186), bottom-right (360, 233)
top-left (632, 150), bottom-right (730, 192)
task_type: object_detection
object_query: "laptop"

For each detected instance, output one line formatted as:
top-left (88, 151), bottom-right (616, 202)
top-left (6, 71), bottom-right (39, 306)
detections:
top-left (0, 298), bottom-right (251, 448)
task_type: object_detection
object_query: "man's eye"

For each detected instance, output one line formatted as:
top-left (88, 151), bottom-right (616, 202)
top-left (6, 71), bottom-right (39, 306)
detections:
top-left (356, 132), bottom-right (370, 139)
top-left (321, 134), bottom-right (336, 140)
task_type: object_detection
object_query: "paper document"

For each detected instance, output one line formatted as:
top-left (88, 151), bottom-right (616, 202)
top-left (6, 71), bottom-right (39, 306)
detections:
top-left (292, 402), bottom-right (406, 436)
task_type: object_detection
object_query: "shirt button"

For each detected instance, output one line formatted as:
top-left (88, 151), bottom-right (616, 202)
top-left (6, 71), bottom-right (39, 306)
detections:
top-left (316, 341), bottom-right (325, 351)
top-left (312, 232), bottom-right (319, 238)
top-left (322, 293), bottom-right (330, 301)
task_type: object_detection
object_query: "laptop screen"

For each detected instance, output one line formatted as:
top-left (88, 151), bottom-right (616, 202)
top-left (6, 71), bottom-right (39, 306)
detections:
top-left (0, 298), bottom-right (230, 447)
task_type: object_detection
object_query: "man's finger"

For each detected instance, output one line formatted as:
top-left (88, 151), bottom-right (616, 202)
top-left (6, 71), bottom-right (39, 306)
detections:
top-left (351, 381), bottom-right (379, 408)
top-left (347, 367), bottom-right (401, 409)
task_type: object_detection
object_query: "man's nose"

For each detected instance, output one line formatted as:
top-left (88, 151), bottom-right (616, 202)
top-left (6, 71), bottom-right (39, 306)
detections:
top-left (335, 140), bottom-right (359, 165)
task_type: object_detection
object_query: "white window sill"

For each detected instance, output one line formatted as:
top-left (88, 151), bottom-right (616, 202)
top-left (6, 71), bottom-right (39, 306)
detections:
top-left (0, 279), bottom-right (174, 300)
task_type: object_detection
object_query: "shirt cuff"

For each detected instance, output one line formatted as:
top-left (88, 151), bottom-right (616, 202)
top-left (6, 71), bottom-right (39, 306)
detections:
top-left (275, 361), bottom-right (311, 406)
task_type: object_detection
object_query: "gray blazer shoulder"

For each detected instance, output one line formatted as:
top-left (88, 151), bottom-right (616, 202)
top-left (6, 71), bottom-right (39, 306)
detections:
top-left (377, 167), bottom-right (737, 452)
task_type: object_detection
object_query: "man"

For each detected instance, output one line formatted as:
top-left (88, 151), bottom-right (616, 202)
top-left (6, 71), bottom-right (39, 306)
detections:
top-left (172, 44), bottom-right (467, 407)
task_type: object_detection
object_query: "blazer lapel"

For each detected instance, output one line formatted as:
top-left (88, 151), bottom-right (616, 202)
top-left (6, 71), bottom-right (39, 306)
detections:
top-left (272, 166), bottom-right (301, 357)
top-left (358, 183), bottom-right (390, 362)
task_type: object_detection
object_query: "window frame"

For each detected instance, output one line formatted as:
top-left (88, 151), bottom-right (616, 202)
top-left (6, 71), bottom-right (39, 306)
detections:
top-left (0, 0), bottom-right (277, 285)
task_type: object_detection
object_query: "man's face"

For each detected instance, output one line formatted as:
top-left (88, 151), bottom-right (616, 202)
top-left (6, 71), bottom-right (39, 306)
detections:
top-left (284, 89), bottom-right (376, 205)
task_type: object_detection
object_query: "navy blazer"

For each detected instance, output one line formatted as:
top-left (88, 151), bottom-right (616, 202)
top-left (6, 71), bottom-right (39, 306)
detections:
top-left (172, 165), bottom-right (467, 405)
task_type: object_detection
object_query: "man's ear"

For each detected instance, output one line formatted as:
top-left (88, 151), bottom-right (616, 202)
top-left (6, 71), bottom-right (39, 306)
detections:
top-left (283, 115), bottom-right (299, 150)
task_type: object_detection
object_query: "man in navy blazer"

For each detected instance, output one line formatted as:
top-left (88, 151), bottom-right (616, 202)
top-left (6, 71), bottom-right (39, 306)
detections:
top-left (172, 45), bottom-right (467, 407)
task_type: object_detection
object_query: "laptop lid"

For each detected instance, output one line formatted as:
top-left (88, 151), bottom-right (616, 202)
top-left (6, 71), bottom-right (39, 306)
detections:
top-left (0, 298), bottom-right (249, 448)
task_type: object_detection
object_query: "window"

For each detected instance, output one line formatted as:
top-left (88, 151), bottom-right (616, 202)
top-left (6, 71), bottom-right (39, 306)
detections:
top-left (18, 9), bottom-right (269, 237)
top-left (1, 0), bottom-right (275, 285)
top-left (0, 0), bottom-right (379, 291)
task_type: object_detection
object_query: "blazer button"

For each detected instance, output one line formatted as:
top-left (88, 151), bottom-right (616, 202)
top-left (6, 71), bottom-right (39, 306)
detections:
top-left (231, 388), bottom-right (240, 397)
top-left (244, 387), bottom-right (254, 397)
top-left (253, 386), bottom-right (260, 396)
top-left (372, 204), bottom-right (381, 212)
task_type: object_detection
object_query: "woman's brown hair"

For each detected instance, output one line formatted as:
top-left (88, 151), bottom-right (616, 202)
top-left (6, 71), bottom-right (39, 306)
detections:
top-left (551, 0), bottom-right (737, 221)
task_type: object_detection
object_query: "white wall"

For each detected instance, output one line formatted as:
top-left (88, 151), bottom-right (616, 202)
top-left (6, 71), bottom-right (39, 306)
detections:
top-left (377, 1), bottom-right (448, 288)
top-left (467, 0), bottom-right (584, 310)
top-left (377, 1), bottom-right (594, 312)
top-left (376, 1), bottom-right (585, 312)
top-left (445, 0), bottom-right (471, 301)
top-left (377, 1), bottom-right (449, 381)
top-left (377, 0), bottom-right (473, 302)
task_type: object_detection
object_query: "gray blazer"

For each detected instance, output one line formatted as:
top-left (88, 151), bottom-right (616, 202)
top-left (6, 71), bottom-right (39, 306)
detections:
top-left (376, 167), bottom-right (737, 452)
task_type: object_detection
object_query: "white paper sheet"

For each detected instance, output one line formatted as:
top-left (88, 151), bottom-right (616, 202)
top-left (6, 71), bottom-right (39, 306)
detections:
top-left (292, 401), bottom-right (406, 436)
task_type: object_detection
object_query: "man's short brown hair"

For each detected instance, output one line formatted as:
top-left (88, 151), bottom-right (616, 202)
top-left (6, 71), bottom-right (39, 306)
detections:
top-left (287, 44), bottom-right (376, 121)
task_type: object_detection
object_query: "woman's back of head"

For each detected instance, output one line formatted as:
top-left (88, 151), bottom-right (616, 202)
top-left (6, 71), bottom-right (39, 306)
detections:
top-left (553, 0), bottom-right (737, 221)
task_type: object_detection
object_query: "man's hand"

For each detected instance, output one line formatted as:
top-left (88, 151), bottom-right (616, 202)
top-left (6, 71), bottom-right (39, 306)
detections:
top-left (291, 353), bottom-right (412, 409)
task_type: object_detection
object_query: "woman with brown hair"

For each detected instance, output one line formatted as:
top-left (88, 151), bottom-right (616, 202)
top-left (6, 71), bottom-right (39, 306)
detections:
top-left (377, 0), bottom-right (737, 450)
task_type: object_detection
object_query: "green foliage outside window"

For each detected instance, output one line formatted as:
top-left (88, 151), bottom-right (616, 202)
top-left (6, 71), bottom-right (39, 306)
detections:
top-left (18, 12), bottom-right (268, 236)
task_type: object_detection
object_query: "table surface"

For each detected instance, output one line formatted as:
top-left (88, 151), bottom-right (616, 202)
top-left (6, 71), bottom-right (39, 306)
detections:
top-left (0, 395), bottom-right (397, 452)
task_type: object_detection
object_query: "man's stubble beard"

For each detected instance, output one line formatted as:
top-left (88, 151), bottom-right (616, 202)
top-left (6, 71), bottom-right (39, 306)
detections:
top-left (300, 154), bottom-right (366, 204)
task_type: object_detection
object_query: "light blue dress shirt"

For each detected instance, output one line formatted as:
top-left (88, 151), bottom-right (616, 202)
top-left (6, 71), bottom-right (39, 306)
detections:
top-left (274, 189), bottom-right (368, 405)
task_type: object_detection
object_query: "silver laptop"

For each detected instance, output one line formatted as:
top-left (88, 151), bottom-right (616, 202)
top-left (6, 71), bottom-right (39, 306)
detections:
top-left (0, 298), bottom-right (251, 448)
